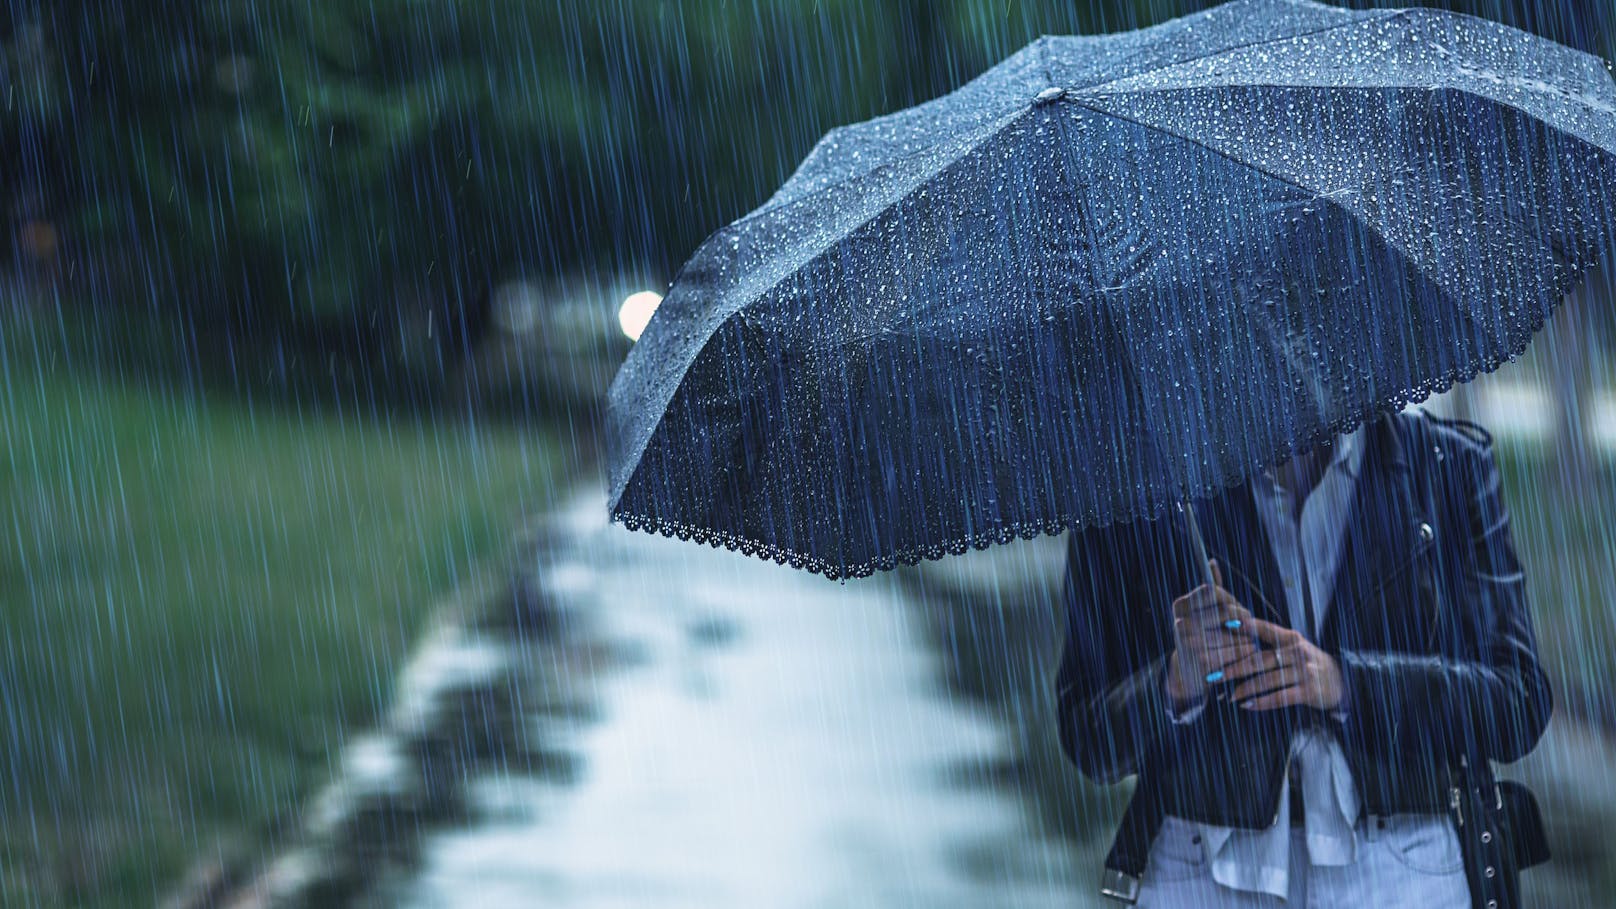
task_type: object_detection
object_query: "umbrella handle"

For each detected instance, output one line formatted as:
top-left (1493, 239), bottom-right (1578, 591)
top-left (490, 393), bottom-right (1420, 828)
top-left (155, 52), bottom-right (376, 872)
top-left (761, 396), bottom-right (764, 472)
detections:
top-left (1177, 501), bottom-right (1216, 588)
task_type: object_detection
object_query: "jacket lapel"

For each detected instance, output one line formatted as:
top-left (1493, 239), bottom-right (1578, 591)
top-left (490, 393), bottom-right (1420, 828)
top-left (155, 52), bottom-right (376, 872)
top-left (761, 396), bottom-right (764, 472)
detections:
top-left (1190, 413), bottom-right (1421, 644)
top-left (1321, 413), bottom-right (1416, 650)
top-left (1193, 482), bottom-right (1289, 627)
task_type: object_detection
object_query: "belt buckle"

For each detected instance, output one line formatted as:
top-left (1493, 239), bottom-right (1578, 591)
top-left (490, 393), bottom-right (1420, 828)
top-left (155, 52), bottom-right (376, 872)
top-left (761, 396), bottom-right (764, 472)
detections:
top-left (1100, 868), bottom-right (1141, 904)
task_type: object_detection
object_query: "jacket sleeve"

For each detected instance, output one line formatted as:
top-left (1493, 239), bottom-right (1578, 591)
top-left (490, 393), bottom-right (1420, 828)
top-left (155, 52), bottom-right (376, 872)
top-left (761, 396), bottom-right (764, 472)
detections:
top-left (1053, 514), bottom-right (1198, 783)
top-left (1335, 441), bottom-right (1553, 764)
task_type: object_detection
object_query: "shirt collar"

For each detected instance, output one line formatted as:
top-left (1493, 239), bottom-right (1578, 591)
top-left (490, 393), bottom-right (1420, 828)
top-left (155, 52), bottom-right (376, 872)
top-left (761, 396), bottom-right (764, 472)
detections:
top-left (1261, 424), bottom-right (1367, 486)
top-left (1332, 424), bottom-right (1366, 479)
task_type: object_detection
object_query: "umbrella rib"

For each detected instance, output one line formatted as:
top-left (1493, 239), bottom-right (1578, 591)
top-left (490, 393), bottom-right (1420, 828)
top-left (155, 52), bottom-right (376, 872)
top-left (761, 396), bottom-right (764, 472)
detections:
top-left (725, 107), bottom-right (1037, 321)
top-left (740, 15), bottom-right (1396, 224)
top-left (719, 104), bottom-right (1032, 242)
top-left (1080, 78), bottom-right (1616, 130)
top-left (1072, 82), bottom-right (1610, 341)
top-left (1059, 94), bottom-right (1450, 302)
top-left (609, 107), bottom-right (1038, 494)
top-left (729, 6), bottom-right (1606, 244)
top-left (1065, 8), bottom-right (1402, 95)
top-left (1062, 91), bottom-right (1545, 438)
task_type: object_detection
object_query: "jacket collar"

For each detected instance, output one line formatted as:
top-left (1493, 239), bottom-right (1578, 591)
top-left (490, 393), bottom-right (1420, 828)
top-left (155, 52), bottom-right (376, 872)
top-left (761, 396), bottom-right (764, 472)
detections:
top-left (1321, 412), bottom-right (1415, 648)
top-left (1333, 424), bottom-right (1367, 480)
top-left (1362, 410), bottom-right (1409, 478)
top-left (1196, 412), bottom-right (1413, 638)
top-left (1257, 423), bottom-right (1369, 497)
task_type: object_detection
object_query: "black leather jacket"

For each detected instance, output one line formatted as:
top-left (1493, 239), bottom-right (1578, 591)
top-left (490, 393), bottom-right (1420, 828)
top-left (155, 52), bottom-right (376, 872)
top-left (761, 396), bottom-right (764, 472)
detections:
top-left (1054, 410), bottom-right (1552, 828)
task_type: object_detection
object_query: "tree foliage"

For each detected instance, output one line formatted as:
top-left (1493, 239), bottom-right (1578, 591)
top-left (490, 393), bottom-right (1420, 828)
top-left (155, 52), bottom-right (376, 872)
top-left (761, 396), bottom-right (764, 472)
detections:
top-left (2, 0), bottom-right (1612, 385)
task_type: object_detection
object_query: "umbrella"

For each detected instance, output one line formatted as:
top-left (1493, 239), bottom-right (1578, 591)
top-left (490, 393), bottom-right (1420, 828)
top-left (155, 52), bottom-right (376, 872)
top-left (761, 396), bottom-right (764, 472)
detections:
top-left (606, 0), bottom-right (1616, 580)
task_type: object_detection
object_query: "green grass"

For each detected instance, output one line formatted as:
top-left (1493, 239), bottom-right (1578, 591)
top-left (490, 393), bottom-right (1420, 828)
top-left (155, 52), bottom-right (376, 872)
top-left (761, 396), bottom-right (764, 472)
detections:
top-left (0, 307), bottom-right (572, 907)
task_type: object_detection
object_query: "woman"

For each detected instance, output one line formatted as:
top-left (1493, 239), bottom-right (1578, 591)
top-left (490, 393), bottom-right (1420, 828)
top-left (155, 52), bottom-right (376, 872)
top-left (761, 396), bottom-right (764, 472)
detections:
top-left (1053, 410), bottom-right (1551, 908)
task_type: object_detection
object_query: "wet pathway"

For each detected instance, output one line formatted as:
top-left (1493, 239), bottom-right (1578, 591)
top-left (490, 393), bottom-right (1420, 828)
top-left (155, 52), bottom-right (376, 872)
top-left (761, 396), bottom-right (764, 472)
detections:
top-left (361, 386), bottom-right (1616, 909)
top-left (390, 490), bottom-right (1095, 909)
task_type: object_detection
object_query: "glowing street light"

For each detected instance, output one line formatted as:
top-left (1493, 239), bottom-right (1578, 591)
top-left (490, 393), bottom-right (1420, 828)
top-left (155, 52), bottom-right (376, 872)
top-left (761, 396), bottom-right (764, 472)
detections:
top-left (618, 290), bottom-right (663, 341)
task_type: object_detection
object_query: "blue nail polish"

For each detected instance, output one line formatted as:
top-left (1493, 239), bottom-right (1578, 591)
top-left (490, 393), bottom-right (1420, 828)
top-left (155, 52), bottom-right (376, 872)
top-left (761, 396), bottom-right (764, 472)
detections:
top-left (1224, 619), bottom-right (1242, 630)
top-left (1204, 670), bottom-right (1225, 684)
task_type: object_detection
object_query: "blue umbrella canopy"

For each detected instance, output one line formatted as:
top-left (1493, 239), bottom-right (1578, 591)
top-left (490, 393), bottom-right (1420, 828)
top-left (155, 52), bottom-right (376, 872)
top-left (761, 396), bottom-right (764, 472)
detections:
top-left (606, 0), bottom-right (1616, 579)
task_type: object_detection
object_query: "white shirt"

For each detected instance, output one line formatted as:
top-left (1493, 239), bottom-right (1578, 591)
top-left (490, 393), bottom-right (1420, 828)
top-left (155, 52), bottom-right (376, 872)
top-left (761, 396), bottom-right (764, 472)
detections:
top-left (1170, 426), bottom-right (1366, 899)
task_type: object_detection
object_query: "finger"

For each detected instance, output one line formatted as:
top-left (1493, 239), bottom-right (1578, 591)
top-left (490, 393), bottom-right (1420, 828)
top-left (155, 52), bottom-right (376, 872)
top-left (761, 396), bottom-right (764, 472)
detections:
top-left (1183, 612), bottom-right (1258, 655)
top-left (1205, 645), bottom-right (1261, 681)
top-left (1209, 558), bottom-right (1224, 590)
top-left (1186, 616), bottom-right (1254, 646)
top-left (1229, 667), bottom-right (1300, 702)
top-left (1183, 633), bottom-right (1253, 659)
top-left (1181, 625), bottom-right (1259, 672)
top-left (1202, 636), bottom-right (1259, 658)
top-left (1173, 584), bottom-right (1239, 617)
top-left (1248, 619), bottom-right (1302, 647)
top-left (1212, 602), bottom-right (1254, 632)
top-left (1215, 648), bottom-right (1279, 684)
top-left (1189, 641), bottom-right (1259, 681)
top-left (1182, 629), bottom-right (1257, 670)
top-left (1182, 588), bottom-right (1254, 614)
top-left (1191, 631), bottom-right (1259, 658)
top-left (1239, 685), bottom-right (1308, 711)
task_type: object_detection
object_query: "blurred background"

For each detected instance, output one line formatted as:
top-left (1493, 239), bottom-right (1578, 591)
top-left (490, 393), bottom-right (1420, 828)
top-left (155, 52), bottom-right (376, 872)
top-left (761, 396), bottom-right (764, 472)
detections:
top-left (4, 1), bottom-right (1616, 907)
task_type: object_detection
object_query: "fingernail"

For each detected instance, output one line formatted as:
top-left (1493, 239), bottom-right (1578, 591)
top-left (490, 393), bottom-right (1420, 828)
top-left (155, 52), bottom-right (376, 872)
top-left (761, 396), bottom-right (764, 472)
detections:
top-left (1224, 619), bottom-right (1242, 630)
top-left (1204, 670), bottom-right (1224, 684)
top-left (1239, 700), bottom-right (1255, 709)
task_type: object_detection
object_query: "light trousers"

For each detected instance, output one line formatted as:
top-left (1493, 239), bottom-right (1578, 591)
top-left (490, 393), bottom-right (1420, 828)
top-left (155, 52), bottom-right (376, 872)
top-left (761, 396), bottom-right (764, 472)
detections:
top-left (1135, 814), bottom-right (1471, 908)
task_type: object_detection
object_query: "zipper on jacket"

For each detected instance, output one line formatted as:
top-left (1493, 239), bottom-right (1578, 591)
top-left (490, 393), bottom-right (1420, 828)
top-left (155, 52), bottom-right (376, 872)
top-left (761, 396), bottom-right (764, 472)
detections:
top-left (1344, 521), bottom-right (1437, 617)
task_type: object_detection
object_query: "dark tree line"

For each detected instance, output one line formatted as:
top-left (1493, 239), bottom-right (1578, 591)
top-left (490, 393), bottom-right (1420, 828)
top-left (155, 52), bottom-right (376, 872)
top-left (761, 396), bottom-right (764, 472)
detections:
top-left (3, 0), bottom-right (1612, 391)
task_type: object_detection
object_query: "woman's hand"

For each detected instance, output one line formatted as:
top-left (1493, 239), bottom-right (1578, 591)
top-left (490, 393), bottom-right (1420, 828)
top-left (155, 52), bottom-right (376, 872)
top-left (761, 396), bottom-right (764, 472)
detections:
top-left (1218, 619), bottom-right (1345, 711)
top-left (1163, 561), bottom-right (1259, 711)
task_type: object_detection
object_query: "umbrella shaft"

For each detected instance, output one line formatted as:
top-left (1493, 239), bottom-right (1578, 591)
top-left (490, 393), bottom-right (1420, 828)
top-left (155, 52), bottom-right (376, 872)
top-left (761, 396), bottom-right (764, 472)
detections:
top-left (1179, 502), bottom-right (1216, 588)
